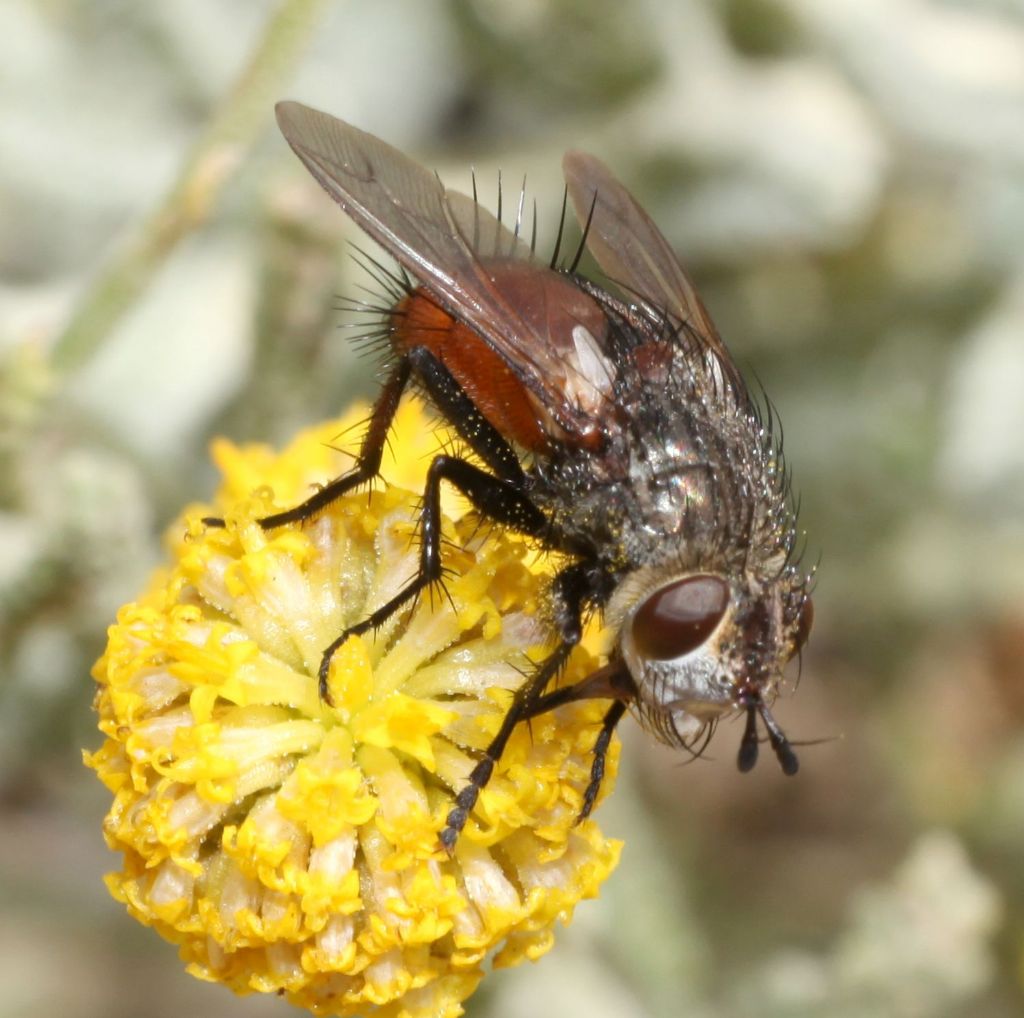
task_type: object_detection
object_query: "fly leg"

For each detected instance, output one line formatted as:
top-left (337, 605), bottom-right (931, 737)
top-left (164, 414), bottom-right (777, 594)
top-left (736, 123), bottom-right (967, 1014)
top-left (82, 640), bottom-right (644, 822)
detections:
top-left (203, 358), bottom-right (411, 529)
top-left (579, 702), bottom-right (628, 819)
top-left (313, 346), bottom-right (565, 700)
top-left (316, 452), bottom-right (551, 701)
top-left (313, 344), bottom-right (563, 704)
top-left (521, 663), bottom-right (634, 823)
top-left (439, 562), bottom-right (600, 853)
top-left (204, 329), bottom-right (524, 532)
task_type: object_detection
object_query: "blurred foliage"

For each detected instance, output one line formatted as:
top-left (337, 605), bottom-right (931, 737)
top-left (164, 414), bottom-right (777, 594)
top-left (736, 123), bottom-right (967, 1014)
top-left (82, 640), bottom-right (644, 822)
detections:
top-left (1, 1), bottom-right (1023, 1016)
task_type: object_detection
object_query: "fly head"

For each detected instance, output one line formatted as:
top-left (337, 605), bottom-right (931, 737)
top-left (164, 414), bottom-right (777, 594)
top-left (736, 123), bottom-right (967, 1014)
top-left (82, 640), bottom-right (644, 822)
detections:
top-left (608, 558), bottom-right (813, 773)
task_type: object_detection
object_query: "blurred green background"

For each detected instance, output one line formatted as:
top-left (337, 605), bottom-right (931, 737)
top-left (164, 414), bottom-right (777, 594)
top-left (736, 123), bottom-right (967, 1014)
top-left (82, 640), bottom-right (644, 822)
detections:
top-left (2, 1), bottom-right (1024, 1016)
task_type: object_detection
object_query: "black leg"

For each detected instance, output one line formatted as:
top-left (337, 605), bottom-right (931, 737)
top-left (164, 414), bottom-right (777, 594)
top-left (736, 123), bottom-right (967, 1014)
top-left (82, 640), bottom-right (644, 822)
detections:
top-left (203, 358), bottom-right (412, 529)
top-left (520, 662), bottom-right (633, 823)
top-left (578, 700), bottom-right (627, 821)
top-left (520, 660), bottom-right (635, 720)
top-left (317, 453), bottom-right (552, 701)
top-left (314, 342), bottom-right (575, 701)
top-left (439, 641), bottom-right (576, 854)
top-left (204, 343), bottom-right (531, 527)
top-left (406, 346), bottom-right (524, 485)
top-left (439, 562), bottom-right (596, 853)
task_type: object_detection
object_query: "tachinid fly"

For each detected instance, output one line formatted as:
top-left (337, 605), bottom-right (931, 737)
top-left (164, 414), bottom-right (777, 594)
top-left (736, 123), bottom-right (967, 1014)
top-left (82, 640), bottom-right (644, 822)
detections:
top-left (210, 101), bottom-right (815, 852)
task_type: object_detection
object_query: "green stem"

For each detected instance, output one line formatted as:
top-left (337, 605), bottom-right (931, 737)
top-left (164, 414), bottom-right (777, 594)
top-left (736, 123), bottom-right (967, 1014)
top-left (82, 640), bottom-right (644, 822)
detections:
top-left (50, 0), bottom-right (330, 377)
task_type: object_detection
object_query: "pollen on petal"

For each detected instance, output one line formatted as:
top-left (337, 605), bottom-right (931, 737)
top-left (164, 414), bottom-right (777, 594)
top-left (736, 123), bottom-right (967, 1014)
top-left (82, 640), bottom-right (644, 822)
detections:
top-left (86, 406), bottom-right (621, 1018)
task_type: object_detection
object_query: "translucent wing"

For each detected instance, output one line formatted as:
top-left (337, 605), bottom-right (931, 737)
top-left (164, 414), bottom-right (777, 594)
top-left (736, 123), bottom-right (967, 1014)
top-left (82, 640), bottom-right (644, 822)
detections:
top-left (562, 150), bottom-right (740, 384)
top-left (276, 102), bottom-right (612, 441)
top-left (278, 102), bottom-right (534, 271)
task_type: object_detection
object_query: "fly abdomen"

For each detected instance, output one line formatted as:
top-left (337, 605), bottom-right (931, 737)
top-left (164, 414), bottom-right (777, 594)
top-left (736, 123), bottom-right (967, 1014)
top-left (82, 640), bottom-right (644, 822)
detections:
top-left (392, 289), bottom-right (550, 454)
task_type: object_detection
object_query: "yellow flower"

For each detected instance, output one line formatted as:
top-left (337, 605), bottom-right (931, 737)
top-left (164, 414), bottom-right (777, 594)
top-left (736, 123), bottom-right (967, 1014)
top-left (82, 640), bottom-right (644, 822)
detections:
top-left (86, 401), bottom-right (621, 1018)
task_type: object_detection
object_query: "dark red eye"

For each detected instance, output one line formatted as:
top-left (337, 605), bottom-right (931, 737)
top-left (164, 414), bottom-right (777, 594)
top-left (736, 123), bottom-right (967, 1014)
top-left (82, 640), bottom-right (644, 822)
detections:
top-left (631, 575), bottom-right (730, 661)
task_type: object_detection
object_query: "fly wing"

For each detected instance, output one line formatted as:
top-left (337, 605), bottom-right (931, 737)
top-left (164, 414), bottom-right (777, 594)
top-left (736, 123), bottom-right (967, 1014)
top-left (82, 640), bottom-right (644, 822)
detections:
top-left (277, 101), bottom-right (535, 271)
top-left (562, 150), bottom-right (741, 386)
top-left (276, 102), bottom-right (603, 437)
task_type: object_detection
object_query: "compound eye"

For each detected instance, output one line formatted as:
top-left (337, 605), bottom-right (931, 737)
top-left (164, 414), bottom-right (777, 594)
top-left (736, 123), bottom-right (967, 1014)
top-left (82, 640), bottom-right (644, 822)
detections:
top-left (631, 575), bottom-right (730, 661)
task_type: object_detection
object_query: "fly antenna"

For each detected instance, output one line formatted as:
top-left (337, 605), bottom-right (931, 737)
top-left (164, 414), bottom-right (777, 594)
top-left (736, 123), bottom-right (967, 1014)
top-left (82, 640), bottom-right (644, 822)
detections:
top-left (736, 694), bottom-right (799, 776)
top-left (758, 702), bottom-right (799, 775)
top-left (737, 704), bottom-right (759, 772)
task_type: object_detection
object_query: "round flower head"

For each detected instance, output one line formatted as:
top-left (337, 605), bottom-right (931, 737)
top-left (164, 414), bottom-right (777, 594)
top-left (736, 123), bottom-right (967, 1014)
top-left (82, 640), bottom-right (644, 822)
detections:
top-left (86, 402), bottom-right (621, 1018)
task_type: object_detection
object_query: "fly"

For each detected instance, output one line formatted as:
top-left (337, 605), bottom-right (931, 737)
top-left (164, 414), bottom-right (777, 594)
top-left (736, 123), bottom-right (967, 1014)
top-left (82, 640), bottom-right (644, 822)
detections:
top-left (208, 101), bottom-right (815, 852)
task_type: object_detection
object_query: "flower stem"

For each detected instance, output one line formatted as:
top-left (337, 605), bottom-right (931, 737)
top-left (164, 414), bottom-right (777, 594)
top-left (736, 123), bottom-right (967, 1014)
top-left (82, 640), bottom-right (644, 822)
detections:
top-left (50, 0), bottom-right (330, 377)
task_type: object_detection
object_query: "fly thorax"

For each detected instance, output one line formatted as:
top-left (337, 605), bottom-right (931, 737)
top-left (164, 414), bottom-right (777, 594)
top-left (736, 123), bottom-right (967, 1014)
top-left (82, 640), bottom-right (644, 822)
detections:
top-left (626, 439), bottom-right (717, 544)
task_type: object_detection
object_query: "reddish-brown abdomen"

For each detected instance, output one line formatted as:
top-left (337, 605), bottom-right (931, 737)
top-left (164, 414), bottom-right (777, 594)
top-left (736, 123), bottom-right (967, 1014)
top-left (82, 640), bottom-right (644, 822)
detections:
top-left (392, 290), bottom-right (550, 453)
